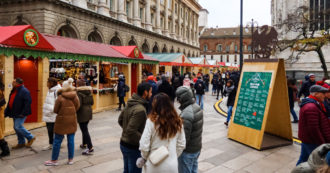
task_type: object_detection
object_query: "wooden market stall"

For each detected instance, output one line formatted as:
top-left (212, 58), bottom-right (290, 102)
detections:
top-left (189, 57), bottom-right (213, 75)
top-left (145, 53), bottom-right (193, 76)
top-left (0, 25), bottom-right (159, 135)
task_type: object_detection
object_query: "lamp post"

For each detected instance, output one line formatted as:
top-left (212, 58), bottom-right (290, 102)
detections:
top-left (239, 0), bottom-right (243, 72)
top-left (245, 19), bottom-right (258, 59)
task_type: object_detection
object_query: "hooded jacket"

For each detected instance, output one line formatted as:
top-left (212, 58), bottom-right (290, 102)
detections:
top-left (42, 85), bottom-right (61, 122)
top-left (225, 85), bottom-right (237, 107)
top-left (298, 80), bottom-right (316, 98)
top-left (118, 94), bottom-right (149, 149)
top-left (76, 86), bottom-right (94, 123)
top-left (117, 78), bottom-right (126, 97)
top-left (176, 86), bottom-right (203, 153)
top-left (298, 97), bottom-right (330, 145)
top-left (158, 80), bottom-right (174, 101)
top-left (53, 87), bottom-right (80, 135)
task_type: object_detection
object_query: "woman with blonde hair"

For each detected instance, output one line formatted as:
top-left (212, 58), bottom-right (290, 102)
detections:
top-left (138, 93), bottom-right (186, 173)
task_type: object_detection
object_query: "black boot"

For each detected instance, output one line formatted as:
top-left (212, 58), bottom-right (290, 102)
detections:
top-left (0, 139), bottom-right (10, 157)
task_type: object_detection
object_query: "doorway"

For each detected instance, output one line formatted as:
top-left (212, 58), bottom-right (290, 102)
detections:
top-left (131, 63), bottom-right (137, 95)
top-left (14, 57), bottom-right (38, 123)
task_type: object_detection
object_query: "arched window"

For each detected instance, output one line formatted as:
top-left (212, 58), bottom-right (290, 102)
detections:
top-left (170, 47), bottom-right (174, 53)
top-left (203, 44), bottom-right (208, 51)
top-left (110, 36), bottom-right (122, 46)
top-left (128, 39), bottom-right (137, 46)
top-left (87, 31), bottom-right (103, 43)
top-left (217, 44), bottom-right (222, 52)
top-left (162, 46), bottom-right (167, 53)
top-left (57, 25), bottom-right (78, 38)
top-left (153, 45), bottom-right (159, 53)
top-left (142, 43), bottom-right (149, 53)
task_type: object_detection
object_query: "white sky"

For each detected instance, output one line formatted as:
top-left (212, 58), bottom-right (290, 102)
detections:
top-left (199, 0), bottom-right (272, 28)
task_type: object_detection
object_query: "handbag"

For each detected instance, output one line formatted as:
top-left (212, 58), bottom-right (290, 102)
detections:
top-left (148, 129), bottom-right (170, 165)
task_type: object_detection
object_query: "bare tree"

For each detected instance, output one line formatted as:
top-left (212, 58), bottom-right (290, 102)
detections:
top-left (277, 6), bottom-right (330, 78)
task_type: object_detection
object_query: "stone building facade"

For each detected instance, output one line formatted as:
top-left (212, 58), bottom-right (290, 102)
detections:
top-left (272, 0), bottom-right (330, 79)
top-left (199, 27), bottom-right (252, 66)
top-left (0, 0), bottom-right (201, 57)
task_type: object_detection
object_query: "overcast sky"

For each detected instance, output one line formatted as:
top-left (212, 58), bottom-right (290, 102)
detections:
top-left (199, 0), bottom-right (272, 28)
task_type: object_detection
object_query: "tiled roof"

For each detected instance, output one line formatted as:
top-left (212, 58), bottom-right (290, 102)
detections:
top-left (200, 27), bottom-right (252, 38)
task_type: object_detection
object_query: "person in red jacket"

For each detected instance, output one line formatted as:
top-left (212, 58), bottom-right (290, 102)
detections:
top-left (297, 85), bottom-right (330, 165)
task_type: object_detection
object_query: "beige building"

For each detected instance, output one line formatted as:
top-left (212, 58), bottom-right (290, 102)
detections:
top-left (0, 0), bottom-right (201, 57)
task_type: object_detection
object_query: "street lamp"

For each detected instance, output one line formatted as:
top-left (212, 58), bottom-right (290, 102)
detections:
top-left (239, 0), bottom-right (243, 72)
top-left (245, 19), bottom-right (258, 59)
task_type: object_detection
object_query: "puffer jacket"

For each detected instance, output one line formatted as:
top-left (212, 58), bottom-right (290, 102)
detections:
top-left (298, 97), bottom-right (330, 145)
top-left (76, 86), bottom-right (94, 123)
top-left (54, 87), bottom-right (80, 135)
top-left (42, 85), bottom-right (61, 122)
top-left (118, 93), bottom-right (149, 149)
top-left (176, 86), bottom-right (203, 153)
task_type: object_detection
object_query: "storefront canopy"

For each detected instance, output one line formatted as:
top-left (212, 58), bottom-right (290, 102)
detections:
top-left (145, 53), bottom-right (194, 67)
top-left (188, 57), bottom-right (213, 67)
top-left (0, 25), bottom-right (158, 64)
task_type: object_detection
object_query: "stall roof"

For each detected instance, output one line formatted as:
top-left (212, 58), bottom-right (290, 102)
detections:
top-left (145, 53), bottom-right (193, 66)
top-left (111, 46), bottom-right (158, 62)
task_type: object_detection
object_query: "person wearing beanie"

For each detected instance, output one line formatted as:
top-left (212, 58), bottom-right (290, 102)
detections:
top-left (5, 78), bottom-right (35, 149)
top-left (298, 74), bottom-right (316, 99)
top-left (76, 78), bottom-right (94, 155)
top-left (42, 77), bottom-right (61, 150)
top-left (45, 78), bottom-right (80, 166)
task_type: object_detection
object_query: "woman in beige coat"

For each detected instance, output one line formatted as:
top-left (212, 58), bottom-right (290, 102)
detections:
top-left (45, 78), bottom-right (80, 166)
top-left (138, 93), bottom-right (186, 173)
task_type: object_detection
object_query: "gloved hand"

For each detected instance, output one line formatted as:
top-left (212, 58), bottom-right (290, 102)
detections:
top-left (136, 157), bottom-right (146, 168)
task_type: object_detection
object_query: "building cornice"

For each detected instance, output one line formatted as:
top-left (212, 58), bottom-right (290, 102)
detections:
top-left (0, 0), bottom-right (199, 49)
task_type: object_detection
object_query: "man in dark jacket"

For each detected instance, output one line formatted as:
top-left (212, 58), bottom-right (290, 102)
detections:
top-left (176, 86), bottom-right (203, 173)
top-left (224, 80), bottom-right (237, 126)
top-left (194, 77), bottom-right (205, 109)
top-left (157, 76), bottom-right (174, 101)
top-left (296, 85), bottom-right (330, 165)
top-left (118, 82), bottom-right (152, 173)
top-left (5, 78), bottom-right (35, 149)
top-left (298, 74), bottom-right (316, 99)
top-left (117, 74), bottom-right (126, 111)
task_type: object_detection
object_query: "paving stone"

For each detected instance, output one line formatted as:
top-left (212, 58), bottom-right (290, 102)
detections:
top-left (82, 159), bottom-right (123, 173)
top-left (199, 148), bottom-right (224, 161)
top-left (198, 162), bottom-right (216, 172)
top-left (48, 160), bottom-right (92, 173)
top-left (203, 165), bottom-right (234, 173)
top-left (12, 166), bottom-right (39, 173)
top-left (1, 165), bottom-right (16, 173)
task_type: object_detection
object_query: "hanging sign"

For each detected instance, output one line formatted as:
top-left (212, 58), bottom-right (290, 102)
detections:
top-left (134, 48), bottom-right (139, 58)
top-left (24, 29), bottom-right (39, 47)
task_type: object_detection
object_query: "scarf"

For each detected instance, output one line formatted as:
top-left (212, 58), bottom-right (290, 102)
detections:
top-left (309, 95), bottom-right (327, 112)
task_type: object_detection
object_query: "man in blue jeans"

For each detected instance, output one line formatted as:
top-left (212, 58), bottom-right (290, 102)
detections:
top-left (118, 83), bottom-right (152, 173)
top-left (224, 80), bottom-right (237, 126)
top-left (194, 76), bottom-right (205, 110)
top-left (5, 78), bottom-right (35, 149)
top-left (176, 87), bottom-right (204, 173)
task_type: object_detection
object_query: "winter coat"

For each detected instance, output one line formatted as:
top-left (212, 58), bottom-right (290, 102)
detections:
top-left (5, 85), bottom-right (32, 118)
top-left (324, 99), bottom-right (330, 118)
top-left (139, 119), bottom-right (186, 173)
top-left (76, 86), bottom-right (94, 123)
top-left (158, 80), bottom-right (174, 101)
top-left (118, 94), bottom-right (149, 149)
top-left (42, 85), bottom-right (61, 122)
top-left (298, 97), bottom-right (330, 145)
top-left (298, 80), bottom-right (316, 98)
top-left (183, 78), bottom-right (191, 87)
top-left (225, 85), bottom-right (237, 107)
top-left (117, 78), bottom-right (126, 97)
top-left (288, 86), bottom-right (295, 109)
top-left (194, 79), bottom-right (205, 95)
top-left (53, 87), bottom-right (80, 135)
top-left (176, 87), bottom-right (203, 153)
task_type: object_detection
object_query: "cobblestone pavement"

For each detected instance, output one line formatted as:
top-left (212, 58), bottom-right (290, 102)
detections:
top-left (0, 92), bottom-right (300, 173)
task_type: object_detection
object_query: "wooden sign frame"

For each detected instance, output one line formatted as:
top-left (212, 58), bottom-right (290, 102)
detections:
top-left (228, 59), bottom-right (292, 150)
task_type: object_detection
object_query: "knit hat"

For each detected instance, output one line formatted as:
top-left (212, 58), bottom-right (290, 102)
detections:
top-left (76, 79), bottom-right (86, 87)
top-left (62, 78), bottom-right (74, 89)
top-left (309, 73), bottom-right (315, 77)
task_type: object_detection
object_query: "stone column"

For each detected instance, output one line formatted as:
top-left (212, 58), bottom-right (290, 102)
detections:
top-left (112, 0), bottom-right (118, 18)
top-left (155, 0), bottom-right (162, 34)
top-left (72, 0), bottom-right (87, 9)
top-left (170, 0), bottom-right (176, 38)
top-left (177, 2), bottom-right (182, 41)
top-left (182, 6), bottom-right (187, 43)
top-left (97, 0), bottom-right (110, 17)
top-left (132, 0), bottom-right (141, 27)
top-left (118, 0), bottom-right (127, 22)
top-left (164, 0), bottom-right (169, 37)
top-left (145, 0), bottom-right (152, 31)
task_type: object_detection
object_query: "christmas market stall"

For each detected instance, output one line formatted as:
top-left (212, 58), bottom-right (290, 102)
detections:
top-left (189, 57), bottom-right (212, 75)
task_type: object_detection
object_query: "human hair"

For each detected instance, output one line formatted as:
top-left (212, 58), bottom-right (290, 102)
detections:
top-left (227, 79), bottom-right (234, 86)
top-left (317, 165), bottom-right (330, 173)
top-left (137, 82), bottom-right (152, 97)
top-left (15, 78), bottom-right (24, 84)
top-left (148, 93), bottom-right (182, 140)
top-left (47, 77), bottom-right (58, 88)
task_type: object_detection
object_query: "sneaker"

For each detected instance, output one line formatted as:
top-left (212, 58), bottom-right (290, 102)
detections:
top-left (80, 144), bottom-right (87, 149)
top-left (12, 144), bottom-right (25, 149)
top-left (67, 160), bottom-right (74, 165)
top-left (292, 120), bottom-right (299, 123)
top-left (82, 148), bottom-right (94, 155)
top-left (26, 137), bottom-right (36, 147)
top-left (116, 108), bottom-right (121, 111)
top-left (224, 122), bottom-right (228, 126)
top-left (42, 145), bottom-right (52, 151)
top-left (44, 160), bottom-right (58, 166)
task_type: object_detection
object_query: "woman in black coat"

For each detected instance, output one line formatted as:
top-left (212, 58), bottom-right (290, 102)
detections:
top-left (158, 76), bottom-right (174, 101)
top-left (117, 75), bottom-right (126, 111)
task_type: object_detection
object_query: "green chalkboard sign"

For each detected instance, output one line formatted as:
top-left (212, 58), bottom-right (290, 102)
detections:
top-left (233, 72), bottom-right (273, 130)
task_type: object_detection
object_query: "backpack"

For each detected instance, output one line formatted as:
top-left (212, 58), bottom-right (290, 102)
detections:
top-left (196, 81), bottom-right (204, 93)
top-left (124, 85), bottom-right (130, 92)
top-left (173, 76), bottom-right (180, 87)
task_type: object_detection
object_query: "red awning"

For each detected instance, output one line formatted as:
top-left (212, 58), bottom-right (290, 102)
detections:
top-left (44, 34), bottom-right (127, 59)
top-left (0, 25), bottom-right (54, 50)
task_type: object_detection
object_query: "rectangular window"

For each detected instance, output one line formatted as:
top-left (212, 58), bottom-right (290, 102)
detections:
top-left (181, 8), bottom-right (183, 18)
top-left (126, 2), bottom-right (129, 16)
top-left (235, 45), bottom-right (238, 53)
top-left (140, 8), bottom-right (143, 20)
top-left (109, 0), bottom-right (113, 11)
top-left (161, 0), bottom-right (164, 5)
top-left (226, 46), bottom-right (230, 53)
top-left (161, 18), bottom-right (163, 28)
top-left (309, 0), bottom-right (330, 30)
top-left (168, 0), bottom-right (172, 9)
top-left (218, 45), bottom-right (222, 52)
top-left (151, 14), bottom-right (154, 25)
top-left (175, 4), bottom-right (177, 14)
top-left (248, 45), bottom-right (251, 52)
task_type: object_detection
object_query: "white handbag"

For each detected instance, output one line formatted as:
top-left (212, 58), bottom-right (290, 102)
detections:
top-left (149, 145), bottom-right (169, 165)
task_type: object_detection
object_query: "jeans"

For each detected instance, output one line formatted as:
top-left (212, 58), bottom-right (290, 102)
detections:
top-left (79, 121), bottom-right (93, 149)
top-left (226, 106), bottom-right (233, 123)
top-left (118, 96), bottom-right (126, 109)
top-left (178, 151), bottom-right (200, 173)
top-left (196, 94), bottom-right (204, 110)
top-left (120, 144), bottom-right (141, 173)
top-left (290, 108), bottom-right (298, 121)
top-left (13, 117), bottom-right (34, 144)
top-left (46, 122), bottom-right (55, 145)
top-left (205, 83), bottom-right (209, 92)
top-left (296, 143), bottom-right (319, 165)
top-left (216, 87), bottom-right (224, 99)
top-left (51, 133), bottom-right (75, 161)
